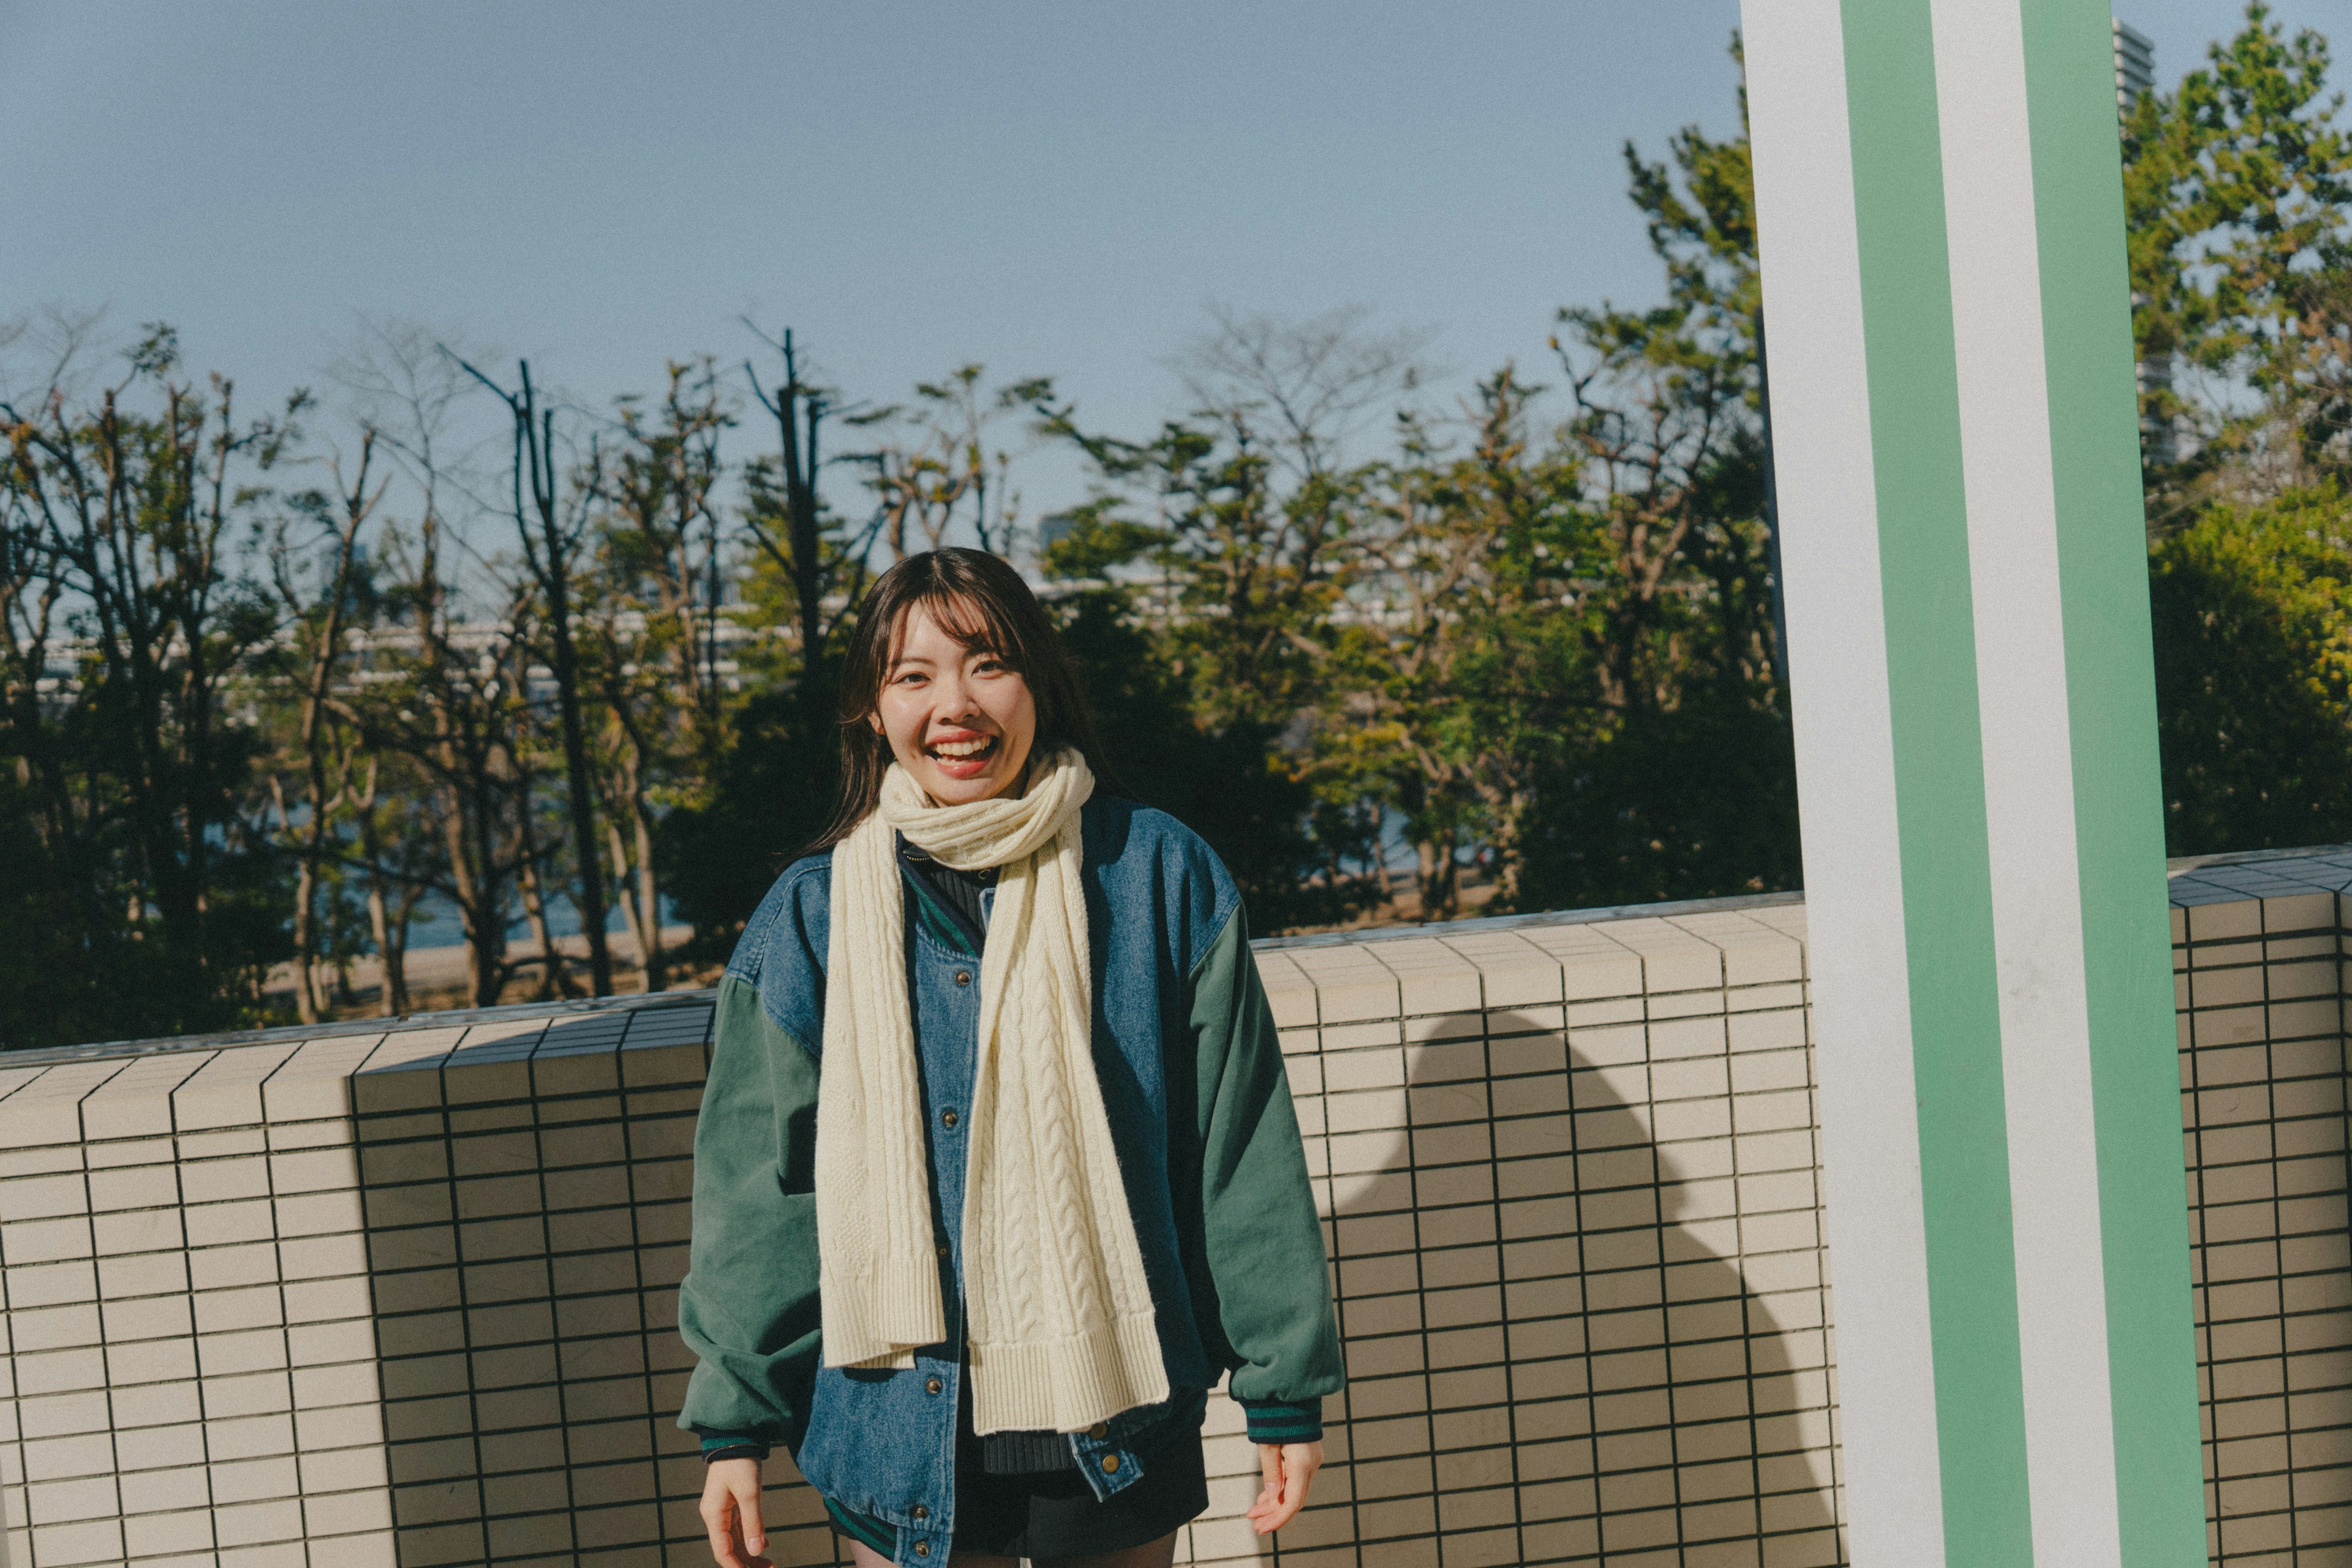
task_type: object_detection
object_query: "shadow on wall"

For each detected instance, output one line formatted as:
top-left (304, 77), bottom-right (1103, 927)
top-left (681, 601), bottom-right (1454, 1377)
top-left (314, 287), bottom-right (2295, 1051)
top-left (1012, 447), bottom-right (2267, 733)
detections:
top-left (1268, 1008), bottom-right (1845, 1567)
top-left (347, 1009), bottom-right (715, 1567)
top-left (331, 995), bottom-right (1839, 1567)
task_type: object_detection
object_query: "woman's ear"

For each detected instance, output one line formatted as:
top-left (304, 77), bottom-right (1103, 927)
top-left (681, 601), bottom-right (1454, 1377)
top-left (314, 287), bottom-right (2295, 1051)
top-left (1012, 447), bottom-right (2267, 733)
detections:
top-left (867, 713), bottom-right (885, 736)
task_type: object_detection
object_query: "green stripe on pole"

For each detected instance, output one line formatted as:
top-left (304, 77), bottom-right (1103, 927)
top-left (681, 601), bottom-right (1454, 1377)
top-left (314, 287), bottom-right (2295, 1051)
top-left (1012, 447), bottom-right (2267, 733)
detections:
top-left (2019, 0), bottom-right (2207, 1559)
top-left (1747, 0), bottom-right (2204, 1554)
top-left (1839, 1), bottom-right (2035, 1561)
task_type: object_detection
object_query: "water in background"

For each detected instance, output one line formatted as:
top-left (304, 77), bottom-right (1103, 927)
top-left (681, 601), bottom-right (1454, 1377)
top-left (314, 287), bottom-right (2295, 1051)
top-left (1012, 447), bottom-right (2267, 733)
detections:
top-left (399, 889), bottom-right (680, 951)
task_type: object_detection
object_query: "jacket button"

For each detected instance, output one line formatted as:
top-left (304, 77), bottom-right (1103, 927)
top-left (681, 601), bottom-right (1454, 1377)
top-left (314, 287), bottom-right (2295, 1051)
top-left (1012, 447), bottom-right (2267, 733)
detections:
top-left (941, 1109), bottom-right (959, 1128)
top-left (954, 970), bottom-right (972, 986)
top-left (1101, 1453), bottom-right (1120, 1474)
top-left (925, 1376), bottom-right (943, 1395)
top-left (914, 1543), bottom-right (931, 1557)
top-left (912, 1505), bottom-right (929, 1520)
top-left (937, 1243), bottom-right (949, 1257)
top-left (1088, 1423), bottom-right (1109, 1439)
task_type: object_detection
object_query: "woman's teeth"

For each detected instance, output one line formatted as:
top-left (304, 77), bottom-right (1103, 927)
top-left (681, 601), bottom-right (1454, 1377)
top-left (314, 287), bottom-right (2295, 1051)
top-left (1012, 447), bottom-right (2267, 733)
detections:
top-left (933, 736), bottom-right (996, 760)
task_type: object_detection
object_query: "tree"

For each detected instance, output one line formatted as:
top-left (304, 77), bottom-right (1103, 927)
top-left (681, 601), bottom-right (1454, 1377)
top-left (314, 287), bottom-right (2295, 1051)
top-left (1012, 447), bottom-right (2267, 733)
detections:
top-left (660, 331), bottom-right (869, 949)
top-left (345, 519), bottom-right (532, 1008)
top-left (258, 428), bottom-right (384, 1022)
top-left (1043, 307), bottom-right (1408, 733)
top-left (1515, 44), bottom-right (1796, 911)
top-left (1329, 372), bottom-right (1592, 917)
top-left (0, 323), bottom-right (295, 1044)
top-left (1042, 306), bottom-right (1416, 919)
top-left (1050, 581), bottom-right (1366, 932)
top-left (587, 359), bottom-right (736, 991)
top-left (454, 356), bottom-right (618, 996)
top-left (2127, 2), bottom-right (2352, 511)
top-left (2149, 487), bottom-right (2352, 851)
top-left (843, 364), bottom-right (1049, 560)
top-left (2125, 4), bottom-right (2352, 854)
top-left (742, 327), bottom-right (869, 718)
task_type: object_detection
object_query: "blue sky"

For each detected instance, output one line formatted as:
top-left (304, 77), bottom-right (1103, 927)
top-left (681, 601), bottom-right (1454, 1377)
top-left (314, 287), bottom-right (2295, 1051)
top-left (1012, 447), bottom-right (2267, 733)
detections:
top-left (1, 1), bottom-right (2328, 529)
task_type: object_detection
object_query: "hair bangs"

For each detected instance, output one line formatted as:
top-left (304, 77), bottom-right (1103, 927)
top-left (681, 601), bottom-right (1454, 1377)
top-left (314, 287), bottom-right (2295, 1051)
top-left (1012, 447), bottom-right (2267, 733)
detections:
top-left (892, 587), bottom-right (1019, 669)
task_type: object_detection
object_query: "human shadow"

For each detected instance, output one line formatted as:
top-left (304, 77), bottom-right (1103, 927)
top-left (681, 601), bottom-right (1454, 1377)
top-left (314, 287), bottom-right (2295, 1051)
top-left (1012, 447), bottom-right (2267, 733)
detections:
top-left (1269, 1006), bottom-right (1846, 1567)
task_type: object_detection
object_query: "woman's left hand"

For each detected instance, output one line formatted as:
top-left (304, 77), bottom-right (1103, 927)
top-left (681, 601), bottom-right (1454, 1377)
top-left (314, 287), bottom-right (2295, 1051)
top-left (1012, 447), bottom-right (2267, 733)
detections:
top-left (1247, 1440), bottom-right (1323, 1534)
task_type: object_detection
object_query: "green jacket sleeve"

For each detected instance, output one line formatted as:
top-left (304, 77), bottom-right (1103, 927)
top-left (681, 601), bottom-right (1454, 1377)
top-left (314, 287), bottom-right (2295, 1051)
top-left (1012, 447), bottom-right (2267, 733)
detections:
top-left (1189, 903), bottom-right (1346, 1439)
top-left (675, 971), bottom-right (823, 1451)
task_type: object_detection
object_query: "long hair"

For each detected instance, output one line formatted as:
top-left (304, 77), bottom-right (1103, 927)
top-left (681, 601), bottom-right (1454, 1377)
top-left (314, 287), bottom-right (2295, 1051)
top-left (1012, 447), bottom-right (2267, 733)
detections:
top-left (802, 548), bottom-right (1126, 855)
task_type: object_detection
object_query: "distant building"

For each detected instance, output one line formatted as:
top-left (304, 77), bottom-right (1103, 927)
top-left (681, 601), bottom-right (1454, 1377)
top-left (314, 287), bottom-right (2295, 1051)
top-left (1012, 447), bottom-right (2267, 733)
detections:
top-left (2116, 18), bottom-right (2174, 467)
top-left (2114, 18), bottom-right (2156, 112)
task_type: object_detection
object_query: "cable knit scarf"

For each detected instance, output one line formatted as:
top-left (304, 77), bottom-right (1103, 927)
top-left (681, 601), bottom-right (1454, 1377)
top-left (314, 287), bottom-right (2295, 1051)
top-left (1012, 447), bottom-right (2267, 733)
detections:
top-left (816, 747), bottom-right (1168, 1434)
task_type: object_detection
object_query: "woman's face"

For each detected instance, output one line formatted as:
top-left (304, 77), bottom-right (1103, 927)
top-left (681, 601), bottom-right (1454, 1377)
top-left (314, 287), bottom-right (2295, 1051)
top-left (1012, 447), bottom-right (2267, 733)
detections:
top-left (870, 599), bottom-right (1039, 805)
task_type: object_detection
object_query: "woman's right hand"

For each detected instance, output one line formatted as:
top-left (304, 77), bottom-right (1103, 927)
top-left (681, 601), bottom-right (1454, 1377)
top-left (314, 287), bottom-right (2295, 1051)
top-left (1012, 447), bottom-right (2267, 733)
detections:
top-left (702, 1457), bottom-right (771, 1568)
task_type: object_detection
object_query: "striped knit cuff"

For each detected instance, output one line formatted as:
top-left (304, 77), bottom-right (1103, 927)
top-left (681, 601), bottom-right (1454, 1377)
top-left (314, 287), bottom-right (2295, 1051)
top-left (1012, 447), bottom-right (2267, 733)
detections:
top-left (1235, 1397), bottom-right (1323, 1445)
top-left (824, 1494), bottom-right (899, 1557)
top-left (699, 1433), bottom-right (772, 1463)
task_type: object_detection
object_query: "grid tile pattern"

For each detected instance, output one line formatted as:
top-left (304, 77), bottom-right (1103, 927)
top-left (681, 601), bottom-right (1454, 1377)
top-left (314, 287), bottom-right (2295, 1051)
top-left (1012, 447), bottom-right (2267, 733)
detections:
top-left (1253, 908), bottom-right (1838, 1568)
top-left (0, 850), bottom-right (2344, 1566)
top-left (2169, 856), bottom-right (2352, 1568)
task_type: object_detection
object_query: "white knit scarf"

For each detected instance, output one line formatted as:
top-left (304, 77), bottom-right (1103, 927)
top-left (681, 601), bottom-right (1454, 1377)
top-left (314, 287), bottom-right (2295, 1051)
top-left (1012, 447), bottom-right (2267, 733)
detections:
top-left (816, 747), bottom-right (1168, 1434)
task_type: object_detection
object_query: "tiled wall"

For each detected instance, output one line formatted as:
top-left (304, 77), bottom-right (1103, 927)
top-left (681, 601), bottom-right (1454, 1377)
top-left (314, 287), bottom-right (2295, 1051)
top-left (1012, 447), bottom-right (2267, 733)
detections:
top-left (0, 848), bottom-right (2346, 1567)
top-left (0, 1005), bottom-right (716, 1568)
top-left (1252, 902), bottom-right (1836, 1568)
top-left (2171, 850), bottom-right (2352, 1566)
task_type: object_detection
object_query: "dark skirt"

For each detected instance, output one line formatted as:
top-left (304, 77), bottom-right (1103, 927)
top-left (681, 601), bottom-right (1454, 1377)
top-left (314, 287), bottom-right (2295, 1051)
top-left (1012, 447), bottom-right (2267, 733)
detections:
top-left (953, 1426), bottom-right (1208, 1558)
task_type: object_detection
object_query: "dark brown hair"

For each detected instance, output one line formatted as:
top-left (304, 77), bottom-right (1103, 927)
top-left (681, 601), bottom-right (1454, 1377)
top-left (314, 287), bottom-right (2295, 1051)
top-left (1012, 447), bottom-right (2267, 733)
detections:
top-left (804, 548), bottom-right (1125, 854)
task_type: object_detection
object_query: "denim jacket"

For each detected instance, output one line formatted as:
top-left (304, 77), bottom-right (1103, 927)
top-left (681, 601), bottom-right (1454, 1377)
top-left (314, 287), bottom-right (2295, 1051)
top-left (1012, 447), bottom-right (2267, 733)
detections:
top-left (676, 797), bottom-right (1344, 1565)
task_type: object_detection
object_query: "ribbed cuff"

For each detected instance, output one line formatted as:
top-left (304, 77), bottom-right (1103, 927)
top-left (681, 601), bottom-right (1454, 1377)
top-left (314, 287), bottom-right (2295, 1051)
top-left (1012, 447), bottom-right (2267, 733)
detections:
top-left (699, 1433), bottom-right (772, 1463)
top-left (1235, 1397), bottom-right (1323, 1444)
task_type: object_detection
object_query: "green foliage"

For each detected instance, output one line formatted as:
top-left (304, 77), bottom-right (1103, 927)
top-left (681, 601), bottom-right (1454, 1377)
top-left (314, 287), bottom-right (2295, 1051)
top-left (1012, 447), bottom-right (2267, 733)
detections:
top-left (2127, 1), bottom-right (2352, 504)
top-left (2150, 487), bottom-right (2352, 853)
top-left (1314, 372), bottom-right (1599, 916)
top-left (659, 673), bottom-right (845, 951)
top-left (1030, 50), bottom-right (1795, 925)
top-left (1517, 696), bottom-right (1799, 911)
top-left (1038, 501), bottom-right (1167, 583)
top-left (0, 790), bottom-right (285, 1049)
top-left (0, 333), bottom-right (295, 1046)
top-left (2124, 2), bottom-right (2352, 861)
top-left (1041, 413), bottom-right (1359, 734)
top-left (1051, 587), bottom-right (1371, 932)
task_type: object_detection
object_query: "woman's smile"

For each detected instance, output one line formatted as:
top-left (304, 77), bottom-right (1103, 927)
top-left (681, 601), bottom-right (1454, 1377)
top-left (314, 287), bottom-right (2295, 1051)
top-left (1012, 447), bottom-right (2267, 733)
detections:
top-left (927, 729), bottom-right (1001, 778)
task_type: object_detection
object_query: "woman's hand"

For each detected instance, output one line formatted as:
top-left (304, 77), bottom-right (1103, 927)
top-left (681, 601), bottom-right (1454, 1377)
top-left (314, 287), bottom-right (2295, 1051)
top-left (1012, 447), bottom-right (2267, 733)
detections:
top-left (1247, 1440), bottom-right (1323, 1534)
top-left (702, 1457), bottom-right (772, 1568)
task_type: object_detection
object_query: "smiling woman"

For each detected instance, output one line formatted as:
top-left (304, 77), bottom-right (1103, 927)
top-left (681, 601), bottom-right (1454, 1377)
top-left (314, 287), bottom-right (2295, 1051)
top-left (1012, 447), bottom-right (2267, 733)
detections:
top-left (810, 549), bottom-right (1122, 845)
top-left (678, 549), bottom-right (1344, 1567)
top-left (870, 581), bottom-right (1046, 805)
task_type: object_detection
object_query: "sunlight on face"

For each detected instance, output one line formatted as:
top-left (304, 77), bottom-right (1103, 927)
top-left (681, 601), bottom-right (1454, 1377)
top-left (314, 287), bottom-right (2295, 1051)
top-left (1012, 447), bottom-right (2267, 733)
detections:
top-left (870, 599), bottom-right (1039, 805)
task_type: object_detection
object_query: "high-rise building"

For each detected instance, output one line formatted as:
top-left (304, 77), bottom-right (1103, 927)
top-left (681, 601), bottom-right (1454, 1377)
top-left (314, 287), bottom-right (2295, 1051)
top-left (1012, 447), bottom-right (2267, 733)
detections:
top-left (2115, 18), bottom-right (2173, 466)
top-left (2115, 18), bottom-right (2157, 112)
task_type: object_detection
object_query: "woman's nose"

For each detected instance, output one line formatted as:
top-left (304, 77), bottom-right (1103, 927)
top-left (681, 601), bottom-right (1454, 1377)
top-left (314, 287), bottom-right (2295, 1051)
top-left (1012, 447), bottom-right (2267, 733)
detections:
top-left (929, 672), bottom-right (974, 718)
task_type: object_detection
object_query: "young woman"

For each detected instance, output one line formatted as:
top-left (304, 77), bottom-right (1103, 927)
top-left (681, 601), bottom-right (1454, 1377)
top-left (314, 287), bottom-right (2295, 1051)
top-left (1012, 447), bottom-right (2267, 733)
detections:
top-left (679, 549), bottom-right (1343, 1568)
